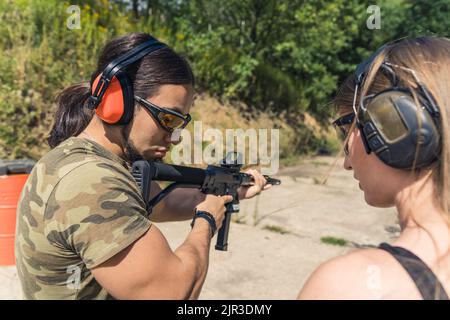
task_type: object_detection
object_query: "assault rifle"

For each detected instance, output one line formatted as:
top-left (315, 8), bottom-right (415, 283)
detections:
top-left (131, 152), bottom-right (280, 251)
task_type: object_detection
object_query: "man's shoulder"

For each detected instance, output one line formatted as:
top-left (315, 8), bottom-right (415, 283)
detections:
top-left (44, 152), bottom-right (147, 238)
top-left (38, 139), bottom-right (131, 184)
top-left (35, 138), bottom-right (96, 179)
top-left (49, 157), bottom-right (138, 203)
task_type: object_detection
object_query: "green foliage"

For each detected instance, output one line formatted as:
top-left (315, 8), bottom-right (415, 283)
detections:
top-left (171, 0), bottom-right (367, 120)
top-left (395, 0), bottom-right (450, 37)
top-left (0, 0), bottom-right (152, 158)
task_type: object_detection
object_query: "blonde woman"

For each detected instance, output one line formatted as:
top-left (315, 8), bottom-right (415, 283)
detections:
top-left (298, 37), bottom-right (450, 300)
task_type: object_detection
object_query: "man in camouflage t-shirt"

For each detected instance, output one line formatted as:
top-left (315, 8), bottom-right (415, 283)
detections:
top-left (15, 137), bottom-right (151, 299)
top-left (15, 34), bottom-right (269, 300)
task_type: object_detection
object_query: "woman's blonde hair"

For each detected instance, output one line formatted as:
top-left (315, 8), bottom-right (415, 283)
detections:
top-left (334, 36), bottom-right (450, 218)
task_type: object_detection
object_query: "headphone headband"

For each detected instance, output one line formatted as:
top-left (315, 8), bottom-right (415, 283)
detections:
top-left (354, 38), bottom-right (408, 87)
top-left (355, 44), bottom-right (389, 87)
top-left (101, 39), bottom-right (165, 82)
top-left (88, 39), bottom-right (167, 110)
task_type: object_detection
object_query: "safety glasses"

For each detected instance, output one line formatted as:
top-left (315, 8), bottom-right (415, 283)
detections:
top-left (332, 112), bottom-right (355, 155)
top-left (135, 95), bottom-right (191, 133)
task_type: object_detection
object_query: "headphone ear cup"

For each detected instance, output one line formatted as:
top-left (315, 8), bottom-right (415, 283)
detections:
top-left (91, 74), bottom-right (127, 124)
top-left (413, 128), bottom-right (432, 146)
top-left (395, 95), bottom-right (440, 167)
top-left (364, 90), bottom-right (440, 169)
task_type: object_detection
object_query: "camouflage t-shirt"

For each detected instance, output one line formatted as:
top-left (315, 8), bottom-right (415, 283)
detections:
top-left (15, 136), bottom-right (152, 300)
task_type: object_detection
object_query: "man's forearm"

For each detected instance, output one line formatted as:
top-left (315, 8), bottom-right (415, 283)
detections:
top-left (151, 188), bottom-right (206, 222)
top-left (174, 218), bottom-right (211, 299)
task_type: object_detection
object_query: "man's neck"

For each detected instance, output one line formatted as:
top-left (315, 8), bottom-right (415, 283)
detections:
top-left (78, 122), bottom-right (126, 161)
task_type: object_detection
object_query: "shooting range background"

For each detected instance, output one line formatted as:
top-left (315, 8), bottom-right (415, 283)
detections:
top-left (1, 0), bottom-right (447, 299)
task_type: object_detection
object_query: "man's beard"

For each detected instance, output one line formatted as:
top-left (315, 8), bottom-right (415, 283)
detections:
top-left (121, 124), bottom-right (163, 164)
top-left (123, 138), bottom-right (145, 164)
top-left (123, 139), bottom-right (164, 163)
top-left (121, 124), bottom-right (145, 164)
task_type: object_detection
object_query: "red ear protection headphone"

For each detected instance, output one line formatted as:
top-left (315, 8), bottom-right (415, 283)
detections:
top-left (86, 39), bottom-right (167, 125)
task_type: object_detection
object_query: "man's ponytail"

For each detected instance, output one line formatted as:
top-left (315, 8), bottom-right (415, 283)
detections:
top-left (47, 82), bottom-right (93, 148)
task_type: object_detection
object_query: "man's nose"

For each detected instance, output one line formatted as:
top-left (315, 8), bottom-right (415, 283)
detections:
top-left (165, 132), bottom-right (183, 145)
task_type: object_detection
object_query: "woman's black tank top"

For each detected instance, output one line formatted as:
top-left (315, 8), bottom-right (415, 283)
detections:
top-left (378, 242), bottom-right (449, 300)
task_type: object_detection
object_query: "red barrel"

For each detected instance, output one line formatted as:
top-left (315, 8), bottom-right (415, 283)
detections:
top-left (0, 160), bottom-right (35, 266)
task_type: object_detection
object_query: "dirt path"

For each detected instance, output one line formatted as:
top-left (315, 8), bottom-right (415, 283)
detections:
top-left (0, 157), bottom-right (399, 299)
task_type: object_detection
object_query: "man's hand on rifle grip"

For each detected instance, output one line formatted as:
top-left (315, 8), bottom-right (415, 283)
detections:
top-left (195, 194), bottom-right (233, 230)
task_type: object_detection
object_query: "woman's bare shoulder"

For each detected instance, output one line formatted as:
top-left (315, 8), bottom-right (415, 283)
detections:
top-left (297, 247), bottom-right (402, 300)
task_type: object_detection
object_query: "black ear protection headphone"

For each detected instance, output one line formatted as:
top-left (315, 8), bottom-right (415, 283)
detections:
top-left (86, 38), bottom-right (167, 125)
top-left (352, 42), bottom-right (442, 169)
